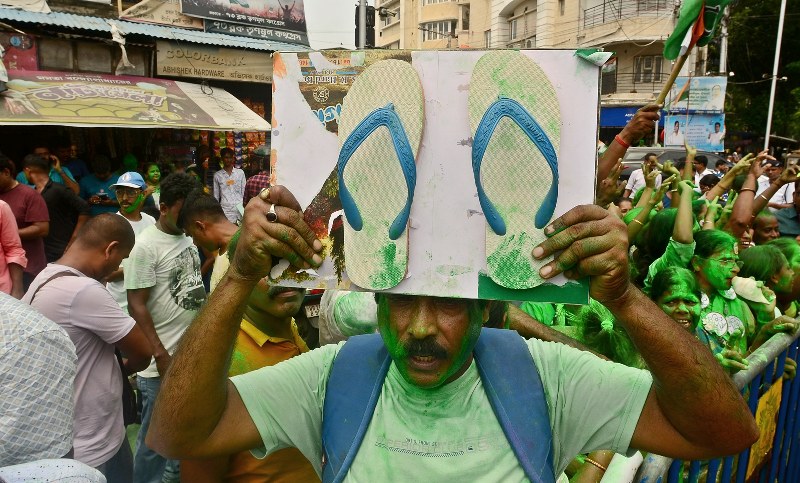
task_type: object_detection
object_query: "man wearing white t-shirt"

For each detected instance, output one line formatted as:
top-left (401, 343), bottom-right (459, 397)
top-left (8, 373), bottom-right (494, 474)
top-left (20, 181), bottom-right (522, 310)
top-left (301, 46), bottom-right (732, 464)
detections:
top-left (623, 152), bottom-right (661, 198)
top-left (666, 120), bottom-right (685, 146)
top-left (23, 214), bottom-right (152, 482)
top-left (693, 156), bottom-right (716, 187)
top-left (213, 148), bottom-right (246, 225)
top-left (707, 122), bottom-right (725, 147)
top-left (106, 172), bottom-right (156, 312)
top-left (126, 173), bottom-right (206, 483)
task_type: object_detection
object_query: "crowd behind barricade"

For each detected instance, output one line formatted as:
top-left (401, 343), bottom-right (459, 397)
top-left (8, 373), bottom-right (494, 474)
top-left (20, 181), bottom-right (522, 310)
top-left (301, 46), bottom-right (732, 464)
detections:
top-left (0, 107), bottom-right (798, 483)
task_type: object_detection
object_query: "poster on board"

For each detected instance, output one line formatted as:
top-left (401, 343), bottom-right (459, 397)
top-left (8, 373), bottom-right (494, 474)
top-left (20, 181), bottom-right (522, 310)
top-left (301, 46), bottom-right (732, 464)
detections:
top-left (120, 0), bottom-right (204, 29)
top-left (665, 76), bottom-right (727, 113)
top-left (179, 0), bottom-right (309, 45)
top-left (267, 50), bottom-right (600, 303)
top-left (664, 114), bottom-right (725, 152)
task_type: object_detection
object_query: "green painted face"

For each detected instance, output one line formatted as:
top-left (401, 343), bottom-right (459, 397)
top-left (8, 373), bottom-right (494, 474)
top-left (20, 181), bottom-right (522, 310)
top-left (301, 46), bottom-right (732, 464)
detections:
top-left (697, 245), bottom-right (740, 291)
top-left (377, 295), bottom-right (484, 389)
top-left (147, 165), bottom-right (161, 183)
top-left (773, 263), bottom-right (795, 294)
top-left (657, 281), bottom-right (701, 332)
top-left (122, 193), bottom-right (145, 214)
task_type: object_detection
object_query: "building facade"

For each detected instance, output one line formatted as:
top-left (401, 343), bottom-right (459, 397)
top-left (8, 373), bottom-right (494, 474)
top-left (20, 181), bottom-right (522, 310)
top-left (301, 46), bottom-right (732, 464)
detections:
top-left (376, 0), bottom-right (706, 140)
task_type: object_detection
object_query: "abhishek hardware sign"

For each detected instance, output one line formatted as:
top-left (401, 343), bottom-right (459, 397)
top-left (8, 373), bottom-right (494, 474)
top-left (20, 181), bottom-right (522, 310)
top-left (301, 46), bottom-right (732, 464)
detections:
top-left (156, 41), bottom-right (273, 84)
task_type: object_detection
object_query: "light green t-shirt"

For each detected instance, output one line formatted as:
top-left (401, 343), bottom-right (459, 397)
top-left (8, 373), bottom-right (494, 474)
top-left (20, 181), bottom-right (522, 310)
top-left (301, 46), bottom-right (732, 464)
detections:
top-left (231, 337), bottom-right (652, 481)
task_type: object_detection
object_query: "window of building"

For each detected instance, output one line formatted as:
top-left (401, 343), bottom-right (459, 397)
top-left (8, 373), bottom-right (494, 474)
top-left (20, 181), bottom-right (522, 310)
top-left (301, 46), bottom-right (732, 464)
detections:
top-left (77, 42), bottom-right (113, 73)
top-left (124, 47), bottom-right (149, 77)
top-left (421, 20), bottom-right (456, 41)
top-left (39, 38), bottom-right (74, 71)
top-left (38, 38), bottom-right (150, 76)
top-left (509, 17), bottom-right (520, 40)
top-left (484, 29), bottom-right (491, 48)
top-left (559, 0), bottom-right (565, 15)
top-left (423, 0), bottom-right (453, 4)
top-left (461, 5), bottom-right (470, 31)
top-left (601, 57), bottom-right (617, 94)
top-left (634, 55), bottom-right (663, 83)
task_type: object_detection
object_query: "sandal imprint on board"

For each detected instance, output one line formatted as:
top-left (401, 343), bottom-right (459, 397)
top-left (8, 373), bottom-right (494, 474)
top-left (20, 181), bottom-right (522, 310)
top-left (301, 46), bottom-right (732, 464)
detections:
top-left (337, 59), bottom-right (424, 290)
top-left (469, 50), bottom-right (561, 290)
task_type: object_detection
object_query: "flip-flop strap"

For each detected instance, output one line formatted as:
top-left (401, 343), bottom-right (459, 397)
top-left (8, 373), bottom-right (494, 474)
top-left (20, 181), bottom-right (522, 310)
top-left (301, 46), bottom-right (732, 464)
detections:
top-left (472, 97), bottom-right (559, 235)
top-left (337, 103), bottom-right (416, 241)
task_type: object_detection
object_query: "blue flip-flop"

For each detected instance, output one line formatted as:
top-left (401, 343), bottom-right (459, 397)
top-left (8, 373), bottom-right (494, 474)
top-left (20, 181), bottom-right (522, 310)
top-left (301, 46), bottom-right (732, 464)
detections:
top-left (337, 60), bottom-right (424, 290)
top-left (469, 51), bottom-right (561, 290)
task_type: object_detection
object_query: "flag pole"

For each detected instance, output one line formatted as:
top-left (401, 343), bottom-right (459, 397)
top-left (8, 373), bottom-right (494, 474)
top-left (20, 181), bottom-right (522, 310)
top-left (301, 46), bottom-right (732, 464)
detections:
top-left (763, 0), bottom-right (787, 151)
top-left (656, 51), bottom-right (691, 105)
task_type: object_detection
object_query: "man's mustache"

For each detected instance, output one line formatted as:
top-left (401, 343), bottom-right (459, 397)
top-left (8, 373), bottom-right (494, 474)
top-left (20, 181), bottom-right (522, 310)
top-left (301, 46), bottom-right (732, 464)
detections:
top-left (403, 338), bottom-right (447, 359)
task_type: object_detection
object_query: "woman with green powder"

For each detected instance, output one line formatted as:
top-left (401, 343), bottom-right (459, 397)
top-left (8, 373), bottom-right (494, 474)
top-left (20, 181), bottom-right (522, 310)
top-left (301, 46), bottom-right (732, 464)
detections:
top-left (738, 245), bottom-right (791, 326)
top-left (690, 229), bottom-right (754, 373)
top-left (736, 245), bottom-right (800, 359)
top-left (766, 237), bottom-right (800, 317)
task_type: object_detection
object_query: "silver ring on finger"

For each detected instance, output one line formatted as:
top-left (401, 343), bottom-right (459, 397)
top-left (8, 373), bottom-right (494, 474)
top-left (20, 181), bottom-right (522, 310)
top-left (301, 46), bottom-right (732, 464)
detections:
top-left (266, 204), bottom-right (278, 223)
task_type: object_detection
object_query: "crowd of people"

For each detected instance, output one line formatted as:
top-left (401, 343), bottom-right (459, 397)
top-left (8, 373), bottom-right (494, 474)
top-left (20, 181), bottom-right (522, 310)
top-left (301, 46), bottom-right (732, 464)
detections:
top-left (0, 103), bottom-right (797, 483)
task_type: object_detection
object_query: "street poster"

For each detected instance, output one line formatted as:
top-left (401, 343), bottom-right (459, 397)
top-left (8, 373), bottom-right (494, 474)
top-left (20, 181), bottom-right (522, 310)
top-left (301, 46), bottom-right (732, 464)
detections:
top-left (268, 50), bottom-right (599, 303)
top-left (179, 0), bottom-right (309, 46)
top-left (0, 70), bottom-right (269, 131)
top-left (664, 114), bottom-right (726, 152)
top-left (120, 0), bottom-right (204, 29)
top-left (665, 76), bottom-right (727, 113)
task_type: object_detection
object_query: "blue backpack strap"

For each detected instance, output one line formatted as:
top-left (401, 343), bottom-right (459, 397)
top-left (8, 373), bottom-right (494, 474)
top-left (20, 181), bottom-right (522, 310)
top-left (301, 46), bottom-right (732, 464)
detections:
top-left (474, 328), bottom-right (555, 483)
top-left (321, 333), bottom-right (390, 483)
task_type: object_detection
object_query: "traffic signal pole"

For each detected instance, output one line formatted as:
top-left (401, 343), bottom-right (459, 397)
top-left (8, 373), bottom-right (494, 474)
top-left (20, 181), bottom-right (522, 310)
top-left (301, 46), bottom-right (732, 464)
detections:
top-left (359, 0), bottom-right (367, 49)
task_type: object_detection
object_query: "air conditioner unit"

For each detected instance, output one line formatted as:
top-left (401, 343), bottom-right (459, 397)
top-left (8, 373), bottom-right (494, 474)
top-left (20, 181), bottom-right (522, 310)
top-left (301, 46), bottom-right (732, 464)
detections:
top-left (525, 38), bottom-right (535, 48)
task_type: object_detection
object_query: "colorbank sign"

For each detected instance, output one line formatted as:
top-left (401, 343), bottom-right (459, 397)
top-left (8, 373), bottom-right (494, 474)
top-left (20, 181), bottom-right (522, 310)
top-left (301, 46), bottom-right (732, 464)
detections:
top-left (156, 41), bottom-right (273, 83)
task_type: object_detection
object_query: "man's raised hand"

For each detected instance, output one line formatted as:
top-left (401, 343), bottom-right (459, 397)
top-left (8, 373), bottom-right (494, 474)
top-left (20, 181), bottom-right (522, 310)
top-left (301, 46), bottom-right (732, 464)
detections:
top-left (532, 205), bottom-right (630, 304)
top-left (229, 186), bottom-right (323, 282)
top-left (618, 103), bottom-right (661, 145)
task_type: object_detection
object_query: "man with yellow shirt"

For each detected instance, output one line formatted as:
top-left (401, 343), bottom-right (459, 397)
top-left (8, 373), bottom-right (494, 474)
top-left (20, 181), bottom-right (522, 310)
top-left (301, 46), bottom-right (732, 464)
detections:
top-left (180, 255), bottom-right (317, 482)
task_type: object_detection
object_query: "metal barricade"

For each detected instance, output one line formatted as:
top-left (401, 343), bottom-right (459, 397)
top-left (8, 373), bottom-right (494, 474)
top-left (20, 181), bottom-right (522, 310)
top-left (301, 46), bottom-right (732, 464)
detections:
top-left (634, 331), bottom-right (800, 482)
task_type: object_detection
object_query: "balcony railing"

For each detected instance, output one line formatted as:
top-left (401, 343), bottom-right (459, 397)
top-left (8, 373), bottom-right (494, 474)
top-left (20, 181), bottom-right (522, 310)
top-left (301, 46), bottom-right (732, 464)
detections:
top-left (584, 0), bottom-right (673, 29)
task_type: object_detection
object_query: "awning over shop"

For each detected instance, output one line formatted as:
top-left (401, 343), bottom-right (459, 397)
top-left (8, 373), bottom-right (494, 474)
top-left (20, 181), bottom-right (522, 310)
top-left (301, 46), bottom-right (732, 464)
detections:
top-left (0, 7), bottom-right (309, 52)
top-left (0, 70), bottom-right (270, 130)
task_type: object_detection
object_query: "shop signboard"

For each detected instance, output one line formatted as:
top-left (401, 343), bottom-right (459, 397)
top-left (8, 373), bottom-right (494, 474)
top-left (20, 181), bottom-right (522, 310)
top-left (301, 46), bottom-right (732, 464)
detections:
top-left (0, 70), bottom-right (269, 131)
top-left (121, 0), bottom-right (204, 29)
top-left (664, 114), bottom-right (726, 152)
top-left (204, 19), bottom-right (305, 45)
top-left (156, 41), bottom-right (273, 83)
top-left (665, 76), bottom-right (727, 113)
top-left (179, 0), bottom-right (309, 46)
